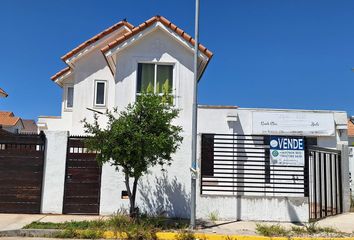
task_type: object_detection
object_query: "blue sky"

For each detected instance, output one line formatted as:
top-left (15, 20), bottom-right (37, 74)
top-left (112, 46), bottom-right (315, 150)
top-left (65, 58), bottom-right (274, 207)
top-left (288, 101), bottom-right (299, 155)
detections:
top-left (0, 0), bottom-right (354, 120)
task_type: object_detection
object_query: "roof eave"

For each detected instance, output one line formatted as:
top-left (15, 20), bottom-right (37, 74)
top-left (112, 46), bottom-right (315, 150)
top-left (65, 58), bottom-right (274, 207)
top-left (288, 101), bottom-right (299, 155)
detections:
top-left (61, 21), bottom-right (134, 64)
top-left (101, 17), bottom-right (213, 80)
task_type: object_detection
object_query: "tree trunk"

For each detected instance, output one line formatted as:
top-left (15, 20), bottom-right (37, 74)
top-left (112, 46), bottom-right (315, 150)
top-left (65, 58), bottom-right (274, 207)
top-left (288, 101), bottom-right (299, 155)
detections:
top-left (124, 171), bottom-right (140, 218)
top-left (131, 177), bottom-right (139, 216)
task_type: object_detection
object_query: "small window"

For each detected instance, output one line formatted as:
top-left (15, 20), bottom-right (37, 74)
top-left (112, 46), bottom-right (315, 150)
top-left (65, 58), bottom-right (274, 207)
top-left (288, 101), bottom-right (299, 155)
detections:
top-left (121, 190), bottom-right (129, 199)
top-left (66, 86), bottom-right (74, 109)
top-left (137, 63), bottom-right (173, 95)
top-left (94, 80), bottom-right (106, 106)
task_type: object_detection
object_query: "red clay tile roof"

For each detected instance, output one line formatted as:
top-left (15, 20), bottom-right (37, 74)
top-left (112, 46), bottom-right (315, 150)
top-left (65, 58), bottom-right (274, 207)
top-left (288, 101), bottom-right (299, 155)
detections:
top-left (51, 66), bottom-right (71, 81)
top-left (0, 88), bottom-right (8, 97)
top-left (52, 20), bottom-right (134, 82)
top-left (52, 16), bottom-right (212, 83)
top-left (21, 119), bottom-right (38, 134)
top-left (348, 120), bottom-right (354, 137)
top-left (0, 111), bottom-right (21, 126)
top-left (0, 112), bottom-right (14, 117)
top-left (101, 15), bottom-right (213, 59)
top-left (61, 20), bottom-right (134, 62)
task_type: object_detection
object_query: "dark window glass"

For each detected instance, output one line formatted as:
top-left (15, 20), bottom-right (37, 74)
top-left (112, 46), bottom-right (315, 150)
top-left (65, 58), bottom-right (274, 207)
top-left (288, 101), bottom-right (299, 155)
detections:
top-left (67, 87), bottom-right (74, 108)
top-left (157, 65), bottom-right (173, 94)
top-left (137, 63), bottom-right (154, 93)
top-left (96, 82), bottom-right (105, 105)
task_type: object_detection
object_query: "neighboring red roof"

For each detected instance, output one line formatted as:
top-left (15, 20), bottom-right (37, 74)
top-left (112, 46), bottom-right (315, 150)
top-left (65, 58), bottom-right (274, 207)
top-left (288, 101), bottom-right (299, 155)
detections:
top-left (101, 15), bottom-right (213, 59)
top-left (0, 111), bottom-right (21, 127)
top-left (61, 20), bottom-right (134, 62)
top-left (21, 119), bottom-right (38, 134)
top-left (0, 111), bottom-right (14, 117)
top-left (51, 67), bottom-right (71, 81)
top-left (348, 120), bottom-right (354, 137)
top-left (0, 88), bottom-right (8, 97)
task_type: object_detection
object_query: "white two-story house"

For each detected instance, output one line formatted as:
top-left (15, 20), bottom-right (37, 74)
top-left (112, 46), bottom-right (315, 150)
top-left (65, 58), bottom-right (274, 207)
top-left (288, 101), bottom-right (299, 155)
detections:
top-left (39, 15), bottom-right (213, 218)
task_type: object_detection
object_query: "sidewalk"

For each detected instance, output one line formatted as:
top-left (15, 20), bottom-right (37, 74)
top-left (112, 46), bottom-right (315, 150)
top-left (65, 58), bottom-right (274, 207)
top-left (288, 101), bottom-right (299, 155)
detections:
top-left (0, 214), bottom-right (104, 231)
top-left (200, 213), bottom-right (354, 235)
top-left (0, 213), bottom-right (353, 238)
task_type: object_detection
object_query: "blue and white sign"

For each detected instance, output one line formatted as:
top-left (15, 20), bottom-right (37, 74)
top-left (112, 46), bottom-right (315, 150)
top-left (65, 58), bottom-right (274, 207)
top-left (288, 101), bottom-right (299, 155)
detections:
top-left (270, 136), bottom-right (305, 166)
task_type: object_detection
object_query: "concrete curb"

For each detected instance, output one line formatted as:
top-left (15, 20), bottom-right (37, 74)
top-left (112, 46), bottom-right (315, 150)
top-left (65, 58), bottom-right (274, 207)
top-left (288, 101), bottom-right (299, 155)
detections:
top-left (1, 229), bottom-right (353, 240)
top-left (0, 229), bottom-right (60, 237)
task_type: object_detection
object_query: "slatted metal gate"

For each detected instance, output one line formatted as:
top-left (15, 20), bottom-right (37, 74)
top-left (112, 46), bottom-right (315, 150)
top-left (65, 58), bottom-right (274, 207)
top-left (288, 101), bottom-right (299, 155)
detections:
top-left (201, 134), bottom-right (306, 196)
top-left (200, 134), bottom-right (343, 221)
top-left (307, 146), bottom-right (342, 220)
top-left (63, 137), bottom-right (101, 215)
top-left (0, 131), bottom-right (45, 213)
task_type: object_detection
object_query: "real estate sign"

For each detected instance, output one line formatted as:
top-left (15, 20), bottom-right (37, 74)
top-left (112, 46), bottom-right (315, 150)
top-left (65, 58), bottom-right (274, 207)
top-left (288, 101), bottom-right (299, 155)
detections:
top-left (252, 111), bottom-right (335, 136)
top-left (270, 136), bottom-right (305, 166)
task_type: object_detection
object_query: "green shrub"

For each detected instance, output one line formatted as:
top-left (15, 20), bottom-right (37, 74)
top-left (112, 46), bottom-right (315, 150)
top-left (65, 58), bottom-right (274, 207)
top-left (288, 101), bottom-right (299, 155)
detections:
top-left (52, 229), bottom-right (76, 238)
top-left (24, 212), bottom-right (187, 239)
top-left (24, 219), bottom-right (106, 230)
top-left (53, 229), bottom-right (103, 239)
top-left (107, 213), bottom-right (130, 233)
top-left (304, 222), bottom-right (319, 234)
top-left (208, 211), bottom-right (219, 222)
top-left (255, 224), bottom-right (290, 237)
top-left (319, 226), bottom-right (338, 234)
top-left (125, 224), bottom-right (157, 240)
top-left (290, 226), bottom-right (307, 235)
top-left (175, 230), bottom-right (195, 240)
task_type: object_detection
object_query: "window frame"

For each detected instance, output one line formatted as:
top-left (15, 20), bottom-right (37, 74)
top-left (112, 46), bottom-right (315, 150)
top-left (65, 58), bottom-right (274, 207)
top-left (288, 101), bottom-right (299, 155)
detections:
top-left (94, 80), bottom-right (107, 108)
top-left (136, 62), bottom-right (175, 97)
top-left (64, 84), bottom-right (74, 111)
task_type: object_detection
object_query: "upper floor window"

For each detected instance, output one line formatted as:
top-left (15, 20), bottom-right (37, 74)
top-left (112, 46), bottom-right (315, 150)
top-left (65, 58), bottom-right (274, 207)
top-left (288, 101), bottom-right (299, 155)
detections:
top-left (94, 80), bottom-right (107, 107)
top-left (65, 86), bottom-right (74, 110)
top-left (137, 63), bottom-right (173, 95)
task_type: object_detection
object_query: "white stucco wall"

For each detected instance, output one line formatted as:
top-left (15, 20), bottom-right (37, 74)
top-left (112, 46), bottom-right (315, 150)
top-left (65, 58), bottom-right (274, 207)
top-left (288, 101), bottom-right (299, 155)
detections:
top-left (197, 195), bottom-right (308, 222)
top-left (41, 131), bottom-right (68, 214)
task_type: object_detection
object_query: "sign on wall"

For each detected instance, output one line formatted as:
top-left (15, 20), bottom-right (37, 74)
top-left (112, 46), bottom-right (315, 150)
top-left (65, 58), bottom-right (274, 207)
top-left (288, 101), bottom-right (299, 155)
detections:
top-left (270, 136), bottom-right (305, 166)
top-left (252, 111), bottom-right (335, 136)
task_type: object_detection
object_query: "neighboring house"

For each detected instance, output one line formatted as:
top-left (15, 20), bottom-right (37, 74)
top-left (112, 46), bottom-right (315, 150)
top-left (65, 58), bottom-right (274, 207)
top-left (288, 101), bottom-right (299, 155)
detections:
top-left (21, 119), bottom-right (38, 134)
top-left (348, 119), bottom-right (354, 145)
top-left (37, 15), bottom-right (350, 222)
top-left (0, 88), bottom-right (8, 98)
top-left (0, 111), bottom-right (24, 133)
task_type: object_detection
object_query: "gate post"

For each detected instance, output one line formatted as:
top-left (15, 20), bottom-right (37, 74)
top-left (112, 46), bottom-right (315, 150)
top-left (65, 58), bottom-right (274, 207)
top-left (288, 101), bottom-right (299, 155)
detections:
top-left (304, 149), bottom-right (309, 198)
top-left (41, 131), bottom-right (69, 214)
top-left (338, 144), bottom-right (350, 213)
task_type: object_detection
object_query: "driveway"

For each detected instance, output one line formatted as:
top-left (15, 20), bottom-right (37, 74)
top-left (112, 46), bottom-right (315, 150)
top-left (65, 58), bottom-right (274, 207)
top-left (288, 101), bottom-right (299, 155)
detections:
top-left (0, 214), bottom-right (44, 231)
top-left (0, 214), bottom-right (104, 231)
top-left (316, 212), bottom-right (354, 233)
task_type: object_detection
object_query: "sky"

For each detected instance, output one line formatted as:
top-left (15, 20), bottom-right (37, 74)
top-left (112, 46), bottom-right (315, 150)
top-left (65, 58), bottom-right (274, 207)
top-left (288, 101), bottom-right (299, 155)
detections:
top-left (0, 0), bottom-right (354, 120)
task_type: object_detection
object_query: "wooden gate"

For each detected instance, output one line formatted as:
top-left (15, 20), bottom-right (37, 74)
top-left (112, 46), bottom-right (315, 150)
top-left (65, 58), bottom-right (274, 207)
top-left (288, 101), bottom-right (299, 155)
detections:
top-left (63, 137), bottom-right (101, 214)
top-left (0, 130), bottom-right (45, 213)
